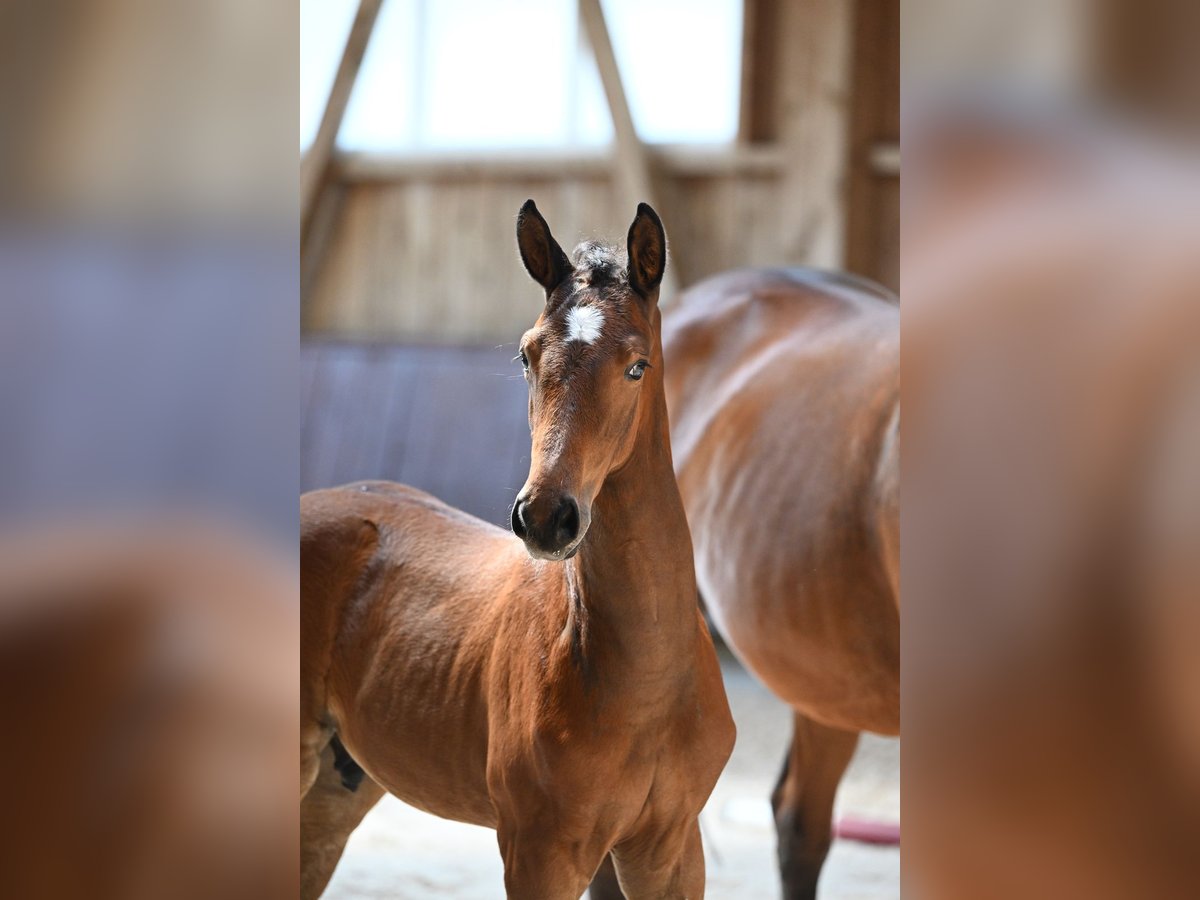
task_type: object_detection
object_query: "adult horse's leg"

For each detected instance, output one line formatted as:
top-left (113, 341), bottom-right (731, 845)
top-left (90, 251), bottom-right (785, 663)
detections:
top-left (301, 740), bottom-right (385, 900)
top-left (587, 853), bottom-right (625, 899)
top-left (772, 712), bottom-right (859, 900)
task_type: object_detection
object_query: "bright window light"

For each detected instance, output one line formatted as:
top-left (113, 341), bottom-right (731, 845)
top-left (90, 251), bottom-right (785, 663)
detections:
top-left (419, 0), bottom-right (589, 148)
top-left (300, 0), bottom-right (742, 152)
top-left (602, 0), bottom-right (742, 143)
top-left (300, 0), bottom-right (359, 150)
top-left (338, 0), bottom-right (420, 150)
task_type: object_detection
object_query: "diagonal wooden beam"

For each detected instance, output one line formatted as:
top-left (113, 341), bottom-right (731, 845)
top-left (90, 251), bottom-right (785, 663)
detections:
top-left (301, 0), bottom-right (383, 237)
top-left (578, 0), bottom-right (680, 298)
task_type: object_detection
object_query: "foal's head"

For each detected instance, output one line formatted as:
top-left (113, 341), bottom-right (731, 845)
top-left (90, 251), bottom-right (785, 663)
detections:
top-left (509, 200), bottom-right (668, 561)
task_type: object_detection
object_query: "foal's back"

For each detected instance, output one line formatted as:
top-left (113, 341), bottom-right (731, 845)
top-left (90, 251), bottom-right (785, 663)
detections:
top-left (663, 268), bottom-right (900, 734)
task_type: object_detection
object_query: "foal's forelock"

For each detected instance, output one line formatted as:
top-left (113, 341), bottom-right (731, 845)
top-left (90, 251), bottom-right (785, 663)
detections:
top-left (572, 241), bottom-right (625, 285)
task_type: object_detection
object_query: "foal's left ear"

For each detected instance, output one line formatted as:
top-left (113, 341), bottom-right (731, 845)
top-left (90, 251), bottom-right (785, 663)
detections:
top-left (626, 202), bottom-right (667, 300)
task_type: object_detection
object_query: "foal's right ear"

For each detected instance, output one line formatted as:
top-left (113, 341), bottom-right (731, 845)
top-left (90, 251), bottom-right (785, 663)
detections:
top-left (516, 200), bottom-right (572, 294)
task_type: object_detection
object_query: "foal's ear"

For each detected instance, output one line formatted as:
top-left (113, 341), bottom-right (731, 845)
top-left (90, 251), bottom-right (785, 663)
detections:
top-left (516, 199), bottom-right (572, 294)
top-left (626, 202), bottom-right (667, 299)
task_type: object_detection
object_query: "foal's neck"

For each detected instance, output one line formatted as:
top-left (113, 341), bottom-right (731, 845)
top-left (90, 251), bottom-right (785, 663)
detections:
top-left (563, 384), bottom-right (699, 675)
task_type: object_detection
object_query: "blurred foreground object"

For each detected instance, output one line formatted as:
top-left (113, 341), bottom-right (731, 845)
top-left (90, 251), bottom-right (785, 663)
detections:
top-left (0, 0), bottom-right (294, 221)
top-left (0, 521), bottom-right (298, 900)
top-left (0, 1), bottom-right (297, 897)
top-left (903, 103), bottom-right (1200, 897)
top-left (0, 0), bottom-right (296, 532)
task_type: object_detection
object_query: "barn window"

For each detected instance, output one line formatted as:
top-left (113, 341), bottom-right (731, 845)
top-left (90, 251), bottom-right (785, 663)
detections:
top-left (300, 0), bottom-right (743, 151)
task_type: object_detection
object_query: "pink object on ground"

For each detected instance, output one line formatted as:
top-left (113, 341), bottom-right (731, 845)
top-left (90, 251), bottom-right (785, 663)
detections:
top-left (834, 816), bottom-right (901, 846)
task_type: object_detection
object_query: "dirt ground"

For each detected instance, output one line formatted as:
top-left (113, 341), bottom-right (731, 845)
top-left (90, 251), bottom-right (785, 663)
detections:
top-left (323, 654), bottom-right (900, 899)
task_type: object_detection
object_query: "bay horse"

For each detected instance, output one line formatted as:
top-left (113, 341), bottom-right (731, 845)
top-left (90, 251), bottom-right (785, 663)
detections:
top-left (300, 202), bottom-right (735, 899)
top-left (601, 267), bottom-right (899, 899)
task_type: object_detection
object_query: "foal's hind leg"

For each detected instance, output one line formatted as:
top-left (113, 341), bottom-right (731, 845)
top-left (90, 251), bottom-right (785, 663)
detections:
top-left (300, 721), bottom-right (327, 798)
top-left (301, 740), bottom-right (385, 900)
top-left (772, 712), bottom-right (859, 900)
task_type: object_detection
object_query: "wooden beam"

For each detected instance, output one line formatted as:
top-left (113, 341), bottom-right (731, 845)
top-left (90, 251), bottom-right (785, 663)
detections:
top-left (301, 0), bottom-right (383, 235)
top-left (334, 145), bottom-right (785, 183)
top-left (577, 0), bottom-right (679, 298)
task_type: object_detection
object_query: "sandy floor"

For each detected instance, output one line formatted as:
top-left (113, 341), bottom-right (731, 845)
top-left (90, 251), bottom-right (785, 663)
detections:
top-left (324, 656), bottom-right (900, 899)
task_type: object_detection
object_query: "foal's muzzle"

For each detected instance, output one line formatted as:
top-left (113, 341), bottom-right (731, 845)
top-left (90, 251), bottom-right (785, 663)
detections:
top-left (511, 492), bottom-right (583, 560)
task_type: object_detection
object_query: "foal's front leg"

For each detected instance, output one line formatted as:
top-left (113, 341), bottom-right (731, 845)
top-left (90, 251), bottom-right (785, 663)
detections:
top-left (610, 819), bottom-right (705, 899)
top-left (496, 824), bottom-right (609, 900)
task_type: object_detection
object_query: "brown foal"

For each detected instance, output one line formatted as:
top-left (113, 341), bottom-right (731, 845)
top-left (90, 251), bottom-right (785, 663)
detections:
top-left (300, 202), bottom-right (735, 899)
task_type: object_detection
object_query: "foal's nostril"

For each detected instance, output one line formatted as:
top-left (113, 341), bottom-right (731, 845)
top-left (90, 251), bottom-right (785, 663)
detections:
top-left (550, 497), bottom-right (580, 547)
top-left (510, 499), bottom-right (528, 539)
top-left (513, 494), bottom-right (580, 554)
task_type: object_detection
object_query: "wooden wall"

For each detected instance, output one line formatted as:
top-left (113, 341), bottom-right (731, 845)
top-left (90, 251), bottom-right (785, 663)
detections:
top-left (304, 152), bottom-right (804, 342)
top-left (303, 0), bottom-right (898, 343)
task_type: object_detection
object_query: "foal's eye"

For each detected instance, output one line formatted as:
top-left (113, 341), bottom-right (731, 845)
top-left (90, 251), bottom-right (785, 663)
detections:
top-left (515, 351), bottom-right (530, 371)
top-left (625, 360), bottom-right (649, 381)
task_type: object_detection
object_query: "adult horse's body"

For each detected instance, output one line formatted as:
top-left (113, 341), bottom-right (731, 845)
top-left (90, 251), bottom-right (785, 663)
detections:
top-left (300, 203), bottom-right (734, 899)
top-left (665, 267), bottom-right (899, 898)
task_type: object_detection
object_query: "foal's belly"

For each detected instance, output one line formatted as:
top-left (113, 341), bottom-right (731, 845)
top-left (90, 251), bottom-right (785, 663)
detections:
top-left (336, 663), bottom-right (498, 828)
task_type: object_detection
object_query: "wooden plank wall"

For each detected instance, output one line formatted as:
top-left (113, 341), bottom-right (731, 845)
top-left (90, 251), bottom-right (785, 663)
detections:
top-left (304, 164), bottom-right (795, 342)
